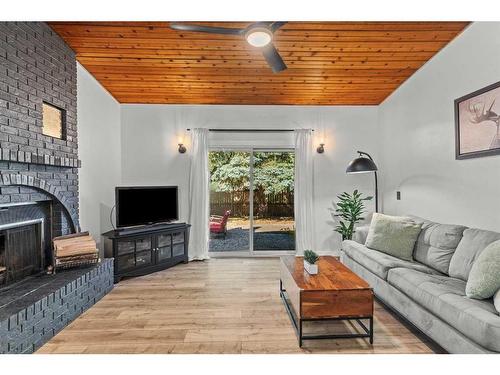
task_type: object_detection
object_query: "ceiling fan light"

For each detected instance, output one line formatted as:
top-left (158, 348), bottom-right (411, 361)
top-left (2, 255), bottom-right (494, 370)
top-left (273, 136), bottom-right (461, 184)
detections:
top-left (245, 28), bottom-right (272, 47)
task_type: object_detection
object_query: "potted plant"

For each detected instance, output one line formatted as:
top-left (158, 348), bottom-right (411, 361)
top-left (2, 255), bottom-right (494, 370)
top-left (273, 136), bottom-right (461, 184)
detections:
top-left (333, 190), bottom-right (372, 240)
top-left (303, 250), bottom-right (319, 275)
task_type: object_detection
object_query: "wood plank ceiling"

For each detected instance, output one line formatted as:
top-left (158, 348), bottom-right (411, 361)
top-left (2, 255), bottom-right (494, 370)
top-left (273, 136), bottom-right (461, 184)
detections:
top-left (48, 22), bottom-right (469, 105)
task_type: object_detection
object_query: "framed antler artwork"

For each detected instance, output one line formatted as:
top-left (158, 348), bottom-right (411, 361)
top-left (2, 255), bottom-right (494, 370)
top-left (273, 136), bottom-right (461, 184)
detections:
top-left (455, 81), bottom-right (500, 159)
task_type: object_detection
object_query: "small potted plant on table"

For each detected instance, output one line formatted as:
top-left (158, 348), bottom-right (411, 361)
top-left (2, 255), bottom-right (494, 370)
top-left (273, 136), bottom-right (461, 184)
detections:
top-left (303, 250), bottom-right (319, 275)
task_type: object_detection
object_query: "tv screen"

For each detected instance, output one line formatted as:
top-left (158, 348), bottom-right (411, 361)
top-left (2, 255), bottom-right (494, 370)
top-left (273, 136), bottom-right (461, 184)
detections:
top-left (116, 186), bottom-right (178, 228)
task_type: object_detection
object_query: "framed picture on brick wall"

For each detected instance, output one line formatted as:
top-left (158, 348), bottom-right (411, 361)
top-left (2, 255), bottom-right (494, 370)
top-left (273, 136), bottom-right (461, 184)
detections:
top-left (42, 102), bottom-right (66, 139)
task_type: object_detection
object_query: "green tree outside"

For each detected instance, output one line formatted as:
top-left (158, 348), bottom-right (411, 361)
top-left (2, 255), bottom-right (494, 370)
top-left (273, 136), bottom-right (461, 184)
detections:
top-left (209, 151), bottom-right (294, 194)
top-left (209, 151), bottom-right (295, 218)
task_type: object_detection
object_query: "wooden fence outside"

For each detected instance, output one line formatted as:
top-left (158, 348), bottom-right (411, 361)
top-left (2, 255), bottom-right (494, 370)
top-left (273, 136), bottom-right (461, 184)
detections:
top-left (210, 190), bottom-right (294, 218)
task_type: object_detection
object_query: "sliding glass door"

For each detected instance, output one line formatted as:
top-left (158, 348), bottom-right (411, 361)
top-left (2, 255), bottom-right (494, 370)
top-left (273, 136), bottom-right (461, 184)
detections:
top-left (208, 149), bottom-right (295, 255)
top-left (252, 151), bottom-right (295, 251)
top-left (208, 151), bottom-right (251, 253)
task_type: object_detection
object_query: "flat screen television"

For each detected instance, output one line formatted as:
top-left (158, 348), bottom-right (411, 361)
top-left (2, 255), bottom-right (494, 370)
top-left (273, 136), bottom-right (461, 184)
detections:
top-left (115, 186), bottom-right (179, 228)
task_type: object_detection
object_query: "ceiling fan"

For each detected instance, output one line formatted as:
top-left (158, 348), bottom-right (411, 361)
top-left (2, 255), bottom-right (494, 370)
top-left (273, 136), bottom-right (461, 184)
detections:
top-left (169, 22), bottom-right (288, 73)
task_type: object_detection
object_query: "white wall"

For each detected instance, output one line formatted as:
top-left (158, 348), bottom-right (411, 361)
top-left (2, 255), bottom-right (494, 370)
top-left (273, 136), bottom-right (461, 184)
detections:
top-left (120, 105), bottom-right (379, 254)
top-left (379, 22), bottom-right (500, 231)
top-left (77, 63), bottom-right (121, 251)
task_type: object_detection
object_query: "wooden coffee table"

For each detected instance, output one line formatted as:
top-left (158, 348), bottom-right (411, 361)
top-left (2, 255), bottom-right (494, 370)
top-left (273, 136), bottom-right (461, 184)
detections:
top-left (280, 256), bottom-right (374, 347)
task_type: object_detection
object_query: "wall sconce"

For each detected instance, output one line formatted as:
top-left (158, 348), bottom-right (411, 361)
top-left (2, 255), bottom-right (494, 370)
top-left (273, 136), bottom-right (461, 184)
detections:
top-left (177, 135), bottom-right (187, 154)
top-left (316, 143), bottom-right (325, 154)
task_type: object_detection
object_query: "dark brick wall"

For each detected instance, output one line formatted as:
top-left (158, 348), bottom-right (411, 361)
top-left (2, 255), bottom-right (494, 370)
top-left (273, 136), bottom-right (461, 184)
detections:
top-left (0, 22), bottom-right (78, 233)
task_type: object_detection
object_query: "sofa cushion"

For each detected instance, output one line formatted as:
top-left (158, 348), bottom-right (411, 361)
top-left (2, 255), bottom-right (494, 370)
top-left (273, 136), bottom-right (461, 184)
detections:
top-left (409, 216), bottom-right (466, 275)
top-left (342, 240), bottom-right (440, 280)
top-left (449, 228), bottom-right (500, 281)
top-left (466, 240), bottom-right (500, 299)
top-left (387, 267), bottom-right (500, 352)
top-left (352, 225), bottom-right (370, 245)
top-left (365, 213), bottom-right (422, 261)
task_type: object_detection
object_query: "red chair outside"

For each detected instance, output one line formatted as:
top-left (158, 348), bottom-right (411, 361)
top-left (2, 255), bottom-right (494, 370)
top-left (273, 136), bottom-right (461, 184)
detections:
top-left (210, 210), bottom-right (231, 239)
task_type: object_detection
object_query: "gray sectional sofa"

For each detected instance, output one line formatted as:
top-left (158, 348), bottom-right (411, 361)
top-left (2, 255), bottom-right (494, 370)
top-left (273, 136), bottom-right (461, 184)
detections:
top-left (340, 215), bottom-right (500, 354)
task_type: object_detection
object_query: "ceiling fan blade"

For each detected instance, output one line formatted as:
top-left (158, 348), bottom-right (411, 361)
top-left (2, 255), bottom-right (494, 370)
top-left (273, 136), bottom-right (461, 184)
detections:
top-left (261, 44), bottom-right (287, 73)
top-left (170, 23), bottom-right (244, 35)
top-left (270, 22), bottom-right (287, 32)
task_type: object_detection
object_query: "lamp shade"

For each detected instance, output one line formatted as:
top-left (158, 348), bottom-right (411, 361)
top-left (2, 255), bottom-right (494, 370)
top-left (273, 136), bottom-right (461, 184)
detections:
top-left (346, 157), bottom-right (378, 174)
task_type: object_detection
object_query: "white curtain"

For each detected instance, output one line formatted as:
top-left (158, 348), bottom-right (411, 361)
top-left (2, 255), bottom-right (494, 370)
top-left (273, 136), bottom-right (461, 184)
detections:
top-left (294, 129), bottom-right (315, 255)
top-left (188, 128), bottom-right (210, 260)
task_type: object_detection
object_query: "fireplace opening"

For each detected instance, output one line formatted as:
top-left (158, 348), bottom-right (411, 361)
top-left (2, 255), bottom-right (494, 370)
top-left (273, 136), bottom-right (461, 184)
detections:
top-left (0, 200), bottom-right (55, 289)
top-left (0, 220), bottom-right (44, 287)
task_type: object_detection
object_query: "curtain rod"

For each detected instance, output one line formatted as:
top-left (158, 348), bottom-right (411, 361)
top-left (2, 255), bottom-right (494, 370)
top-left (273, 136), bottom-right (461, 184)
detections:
top-left (186, 128), bottom-right (313, 133)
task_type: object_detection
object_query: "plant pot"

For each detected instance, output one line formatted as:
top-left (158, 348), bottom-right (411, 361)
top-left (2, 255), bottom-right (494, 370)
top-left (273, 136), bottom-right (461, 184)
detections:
top-left (304, 260), bottom-right (318, 275)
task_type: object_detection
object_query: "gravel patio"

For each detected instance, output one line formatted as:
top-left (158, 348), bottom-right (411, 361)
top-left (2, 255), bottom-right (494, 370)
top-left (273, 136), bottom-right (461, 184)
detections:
top-left (209, 221), bottom-right (295, 252)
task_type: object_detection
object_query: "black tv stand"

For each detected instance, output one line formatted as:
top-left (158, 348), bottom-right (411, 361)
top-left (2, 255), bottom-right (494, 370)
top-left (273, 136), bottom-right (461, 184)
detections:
top-left (102, 223), bottom-right (190, 283)
top-left (111, 222), bottom-right (186, 237)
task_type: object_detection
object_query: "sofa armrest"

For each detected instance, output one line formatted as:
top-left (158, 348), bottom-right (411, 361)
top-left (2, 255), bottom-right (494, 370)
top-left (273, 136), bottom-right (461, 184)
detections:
top-left (353, 225), bottom-right (370, 245)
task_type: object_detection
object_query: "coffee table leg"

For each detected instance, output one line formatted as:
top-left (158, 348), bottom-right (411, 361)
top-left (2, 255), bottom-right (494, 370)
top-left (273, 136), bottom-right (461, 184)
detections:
top-left (298, 319), bottom-right (303, 347)
top-left (369, 317), bottom-right (374, 344)
top-left (280, 279), bottom-right (303, 348)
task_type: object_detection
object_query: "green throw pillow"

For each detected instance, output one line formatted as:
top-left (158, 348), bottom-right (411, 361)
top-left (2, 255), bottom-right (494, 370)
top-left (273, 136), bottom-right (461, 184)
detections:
top-left (365, 213), bottom-right (422, 261)
top-left (494, 290), bottom-right (500, 315)
top-left (465, 239), bottom-right (500, 299)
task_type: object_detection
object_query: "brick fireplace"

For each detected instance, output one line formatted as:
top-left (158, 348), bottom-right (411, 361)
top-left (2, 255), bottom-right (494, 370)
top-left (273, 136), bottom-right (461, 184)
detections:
top-left (0, 22), bottom-right (80, 284)
top-left (0, 22), bottom-right (113, 353)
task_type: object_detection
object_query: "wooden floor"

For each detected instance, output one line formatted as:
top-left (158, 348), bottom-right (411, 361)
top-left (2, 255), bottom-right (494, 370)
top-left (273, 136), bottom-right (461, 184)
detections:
top-left (38, 258), bottom-right (436, 354)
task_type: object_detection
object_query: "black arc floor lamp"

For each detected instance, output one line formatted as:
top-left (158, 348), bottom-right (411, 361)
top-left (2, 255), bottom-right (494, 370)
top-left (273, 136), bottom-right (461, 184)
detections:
top-left (346, 151), bottom-right (379, 212)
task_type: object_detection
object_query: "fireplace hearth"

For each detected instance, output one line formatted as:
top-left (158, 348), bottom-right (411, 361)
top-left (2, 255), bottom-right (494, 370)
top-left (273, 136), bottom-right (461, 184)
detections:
top-left (0, 199), bottom-right (114, 354)
top-left (0, 259), bottom-right (114, 353)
